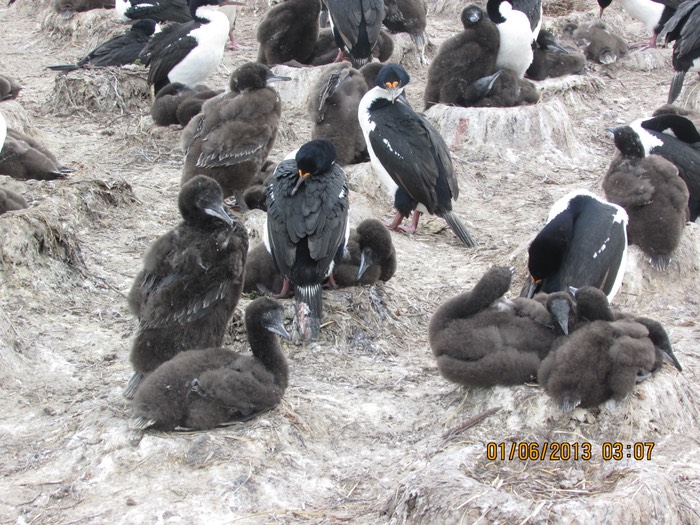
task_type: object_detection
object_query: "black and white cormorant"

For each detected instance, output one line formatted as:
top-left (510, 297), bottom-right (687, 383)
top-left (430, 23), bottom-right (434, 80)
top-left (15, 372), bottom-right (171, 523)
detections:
top-left (181, 62), bottom-right (290, 206)
top-left (326, 0), bottom-right (385, 68)
top-left (423, 5), bottom-right (501, 109)
top-left (659, 0), bottom-right (700, 103)
top-left (487, 0), bottom-right (534, 77)
top-left (604, 124), bottom-right (689, 270)
top-left (130, 297), bottom-right (291, 431)
top-left (138, 0), bottom-right (235, 95)
top-left (256, 0), bottom-right (322, 66)
top-left (358, 63), bottom-right (476, 247)
top-left (629, 114), bottom-right (700, 220)
top-left (525, 189), bottom-right (628, 303)
top-left (597, 0), bottom-right (681, 49)
top-left (116, 0), bottom-right (192, 23)
top-left (264, 139), bottom-right (350, 340)
top-left (511, 0), bottom-right (542, 42)
top-left (48, 19), bottom-right (157, 72)
top-left (125, 175), bottom-right (248, 398)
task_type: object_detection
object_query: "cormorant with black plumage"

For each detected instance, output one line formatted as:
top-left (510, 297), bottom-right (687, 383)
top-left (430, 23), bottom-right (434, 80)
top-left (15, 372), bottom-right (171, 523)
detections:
top-left (358, 64), bottom-right (476, 247)
top-left (48, 19), bottom-right (157, 72)
top-left (138, 0), bottom-right (234, 95)
top-left (309, 63), bottom-right (369, 165)
top-left (130, 297), bottom-right (291, 430)
top-left (256, 0), bottom-right (322, 66)
top-left (659, 0), bottom-right (700, 103)
top-left (429, 266), bottom-right (573, 387)
top-left (116, 0), bottom-right (191, 23)
top-left (326, 0), bottom-right (385, 68)
top-left (604, 124), bottom-right (689, 271)
top-left (487, 0), bottom-right (534, 77)
top-left (525, 190), bottom-right (628, 302)
top-left (181, 62), bottom-right (290, 207)
top-left (628, 114), bottom-right (700, 220)
top-left (265, 139), bottom-right (350, 340)
top-left (125, 175), bottom-right (248, 398)
top-left (424, 5), bottom-right (501, 109)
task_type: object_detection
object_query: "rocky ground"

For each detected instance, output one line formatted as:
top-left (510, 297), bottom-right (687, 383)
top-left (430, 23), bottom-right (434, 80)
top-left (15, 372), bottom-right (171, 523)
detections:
top-left (0, 0), bottom-right (699, 523)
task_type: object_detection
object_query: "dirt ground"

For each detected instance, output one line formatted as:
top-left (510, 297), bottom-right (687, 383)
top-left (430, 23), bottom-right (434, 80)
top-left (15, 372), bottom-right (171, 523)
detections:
top-left (1, 0), bottom-right (699, 523)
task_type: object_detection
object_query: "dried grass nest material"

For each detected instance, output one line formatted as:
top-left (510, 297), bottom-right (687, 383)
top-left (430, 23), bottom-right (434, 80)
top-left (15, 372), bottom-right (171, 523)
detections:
top-left (41, 6), bottom-right (121, 47)
top-left (47, 66), bottom-right (151, 115)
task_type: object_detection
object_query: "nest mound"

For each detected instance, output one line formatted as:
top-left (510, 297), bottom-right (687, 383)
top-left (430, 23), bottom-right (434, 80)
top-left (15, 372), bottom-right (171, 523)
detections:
top-left (0, 99), bottom-right (35, 136)
top-left (46, 66), bottom-right (151, 115)
top-left (426, 99), bottom-right (588, 162)
top-left (677, 76), bottom-right (700, 113)
top-left (40, 6), bottom-right (121, 48)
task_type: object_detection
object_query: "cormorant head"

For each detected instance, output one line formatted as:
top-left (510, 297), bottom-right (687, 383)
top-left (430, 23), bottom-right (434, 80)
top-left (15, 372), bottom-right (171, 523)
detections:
top-left (179, 175), bottom-right (233, 227)
top-left (292, 139), bottom-right (338, 195)
top-left (375, 64), bottom-right (410, 102)
top-left (229, 62), bottom-right (291, 93)
top-left (461, 5), bottom-right (484, 28)
top-left (607, 125), bottom-right (645, 159)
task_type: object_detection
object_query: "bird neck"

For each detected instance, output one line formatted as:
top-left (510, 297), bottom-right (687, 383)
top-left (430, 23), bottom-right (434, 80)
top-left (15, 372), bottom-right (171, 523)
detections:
top-left (248, 328), bottom-right (289, 389)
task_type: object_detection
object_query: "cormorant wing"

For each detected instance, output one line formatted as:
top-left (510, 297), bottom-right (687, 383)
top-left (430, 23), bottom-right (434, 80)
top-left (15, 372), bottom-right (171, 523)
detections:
top-left (196, 120), bottom-right (271, 168)
top-left (135, 234), bottom-right (239, 328)
top-left (194, 364), bottom-right (281, 419)
top-left (559, 206), bottom-right (627, 296)
top-left (367, 101), bottom-right (457, 213)
top-left (139, 21), bottom-right (197, 85)
top-left (80, 32), bottom-right (149, 67)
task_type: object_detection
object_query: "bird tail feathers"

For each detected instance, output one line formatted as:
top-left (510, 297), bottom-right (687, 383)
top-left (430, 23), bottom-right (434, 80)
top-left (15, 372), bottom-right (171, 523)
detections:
top-left (668, 71), bottom-right (686, 104)
top-left (294, 283), bottom-right (323, 340)
top-left (442, 211), bottom-right (476, 247)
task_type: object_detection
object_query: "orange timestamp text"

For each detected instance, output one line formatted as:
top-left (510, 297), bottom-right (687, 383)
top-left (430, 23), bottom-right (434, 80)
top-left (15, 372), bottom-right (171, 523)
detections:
top-left (486, 441), bottom-right (655, 461)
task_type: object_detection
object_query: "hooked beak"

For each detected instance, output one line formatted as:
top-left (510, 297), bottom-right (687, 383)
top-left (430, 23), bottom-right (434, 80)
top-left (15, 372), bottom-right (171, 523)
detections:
top-left (204, 203), bottom-right (234, 226)
top-left (267, 315), bottom-right (292, 341)
top-left (525, 275), bottom-right (540, 299)
top-left (357, 247), bottom-right (378, 281)
top-left (267, 73), bottom-right (292, 85)
top-left (548, 297), bottom-right (572, 335)
top-left (384, 81), bottom-right (402, 102)
top-left (291, 169), bottom-right (311, 195)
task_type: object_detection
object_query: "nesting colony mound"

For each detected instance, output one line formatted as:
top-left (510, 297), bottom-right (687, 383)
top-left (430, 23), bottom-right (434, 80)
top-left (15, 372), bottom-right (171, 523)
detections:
top-left (41, 5), bottom-right (120, 48)
top-left (425, 99), bottom-right (589, 162)
top-left (47, 66), bottom-right (150, 115)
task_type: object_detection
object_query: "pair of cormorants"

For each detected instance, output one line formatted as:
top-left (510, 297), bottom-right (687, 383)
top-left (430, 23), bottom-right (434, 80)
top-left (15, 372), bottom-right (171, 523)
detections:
top-left (124, 175), bottom-right (248, 398)
top-left (605, 119), bottom-right (690, 270)
top-left (539, 286), bottom-right (682, 411)
top-left (245, 218), bottom-right (396, 295)
top-left (429, 267), bottom-right (682, 411)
